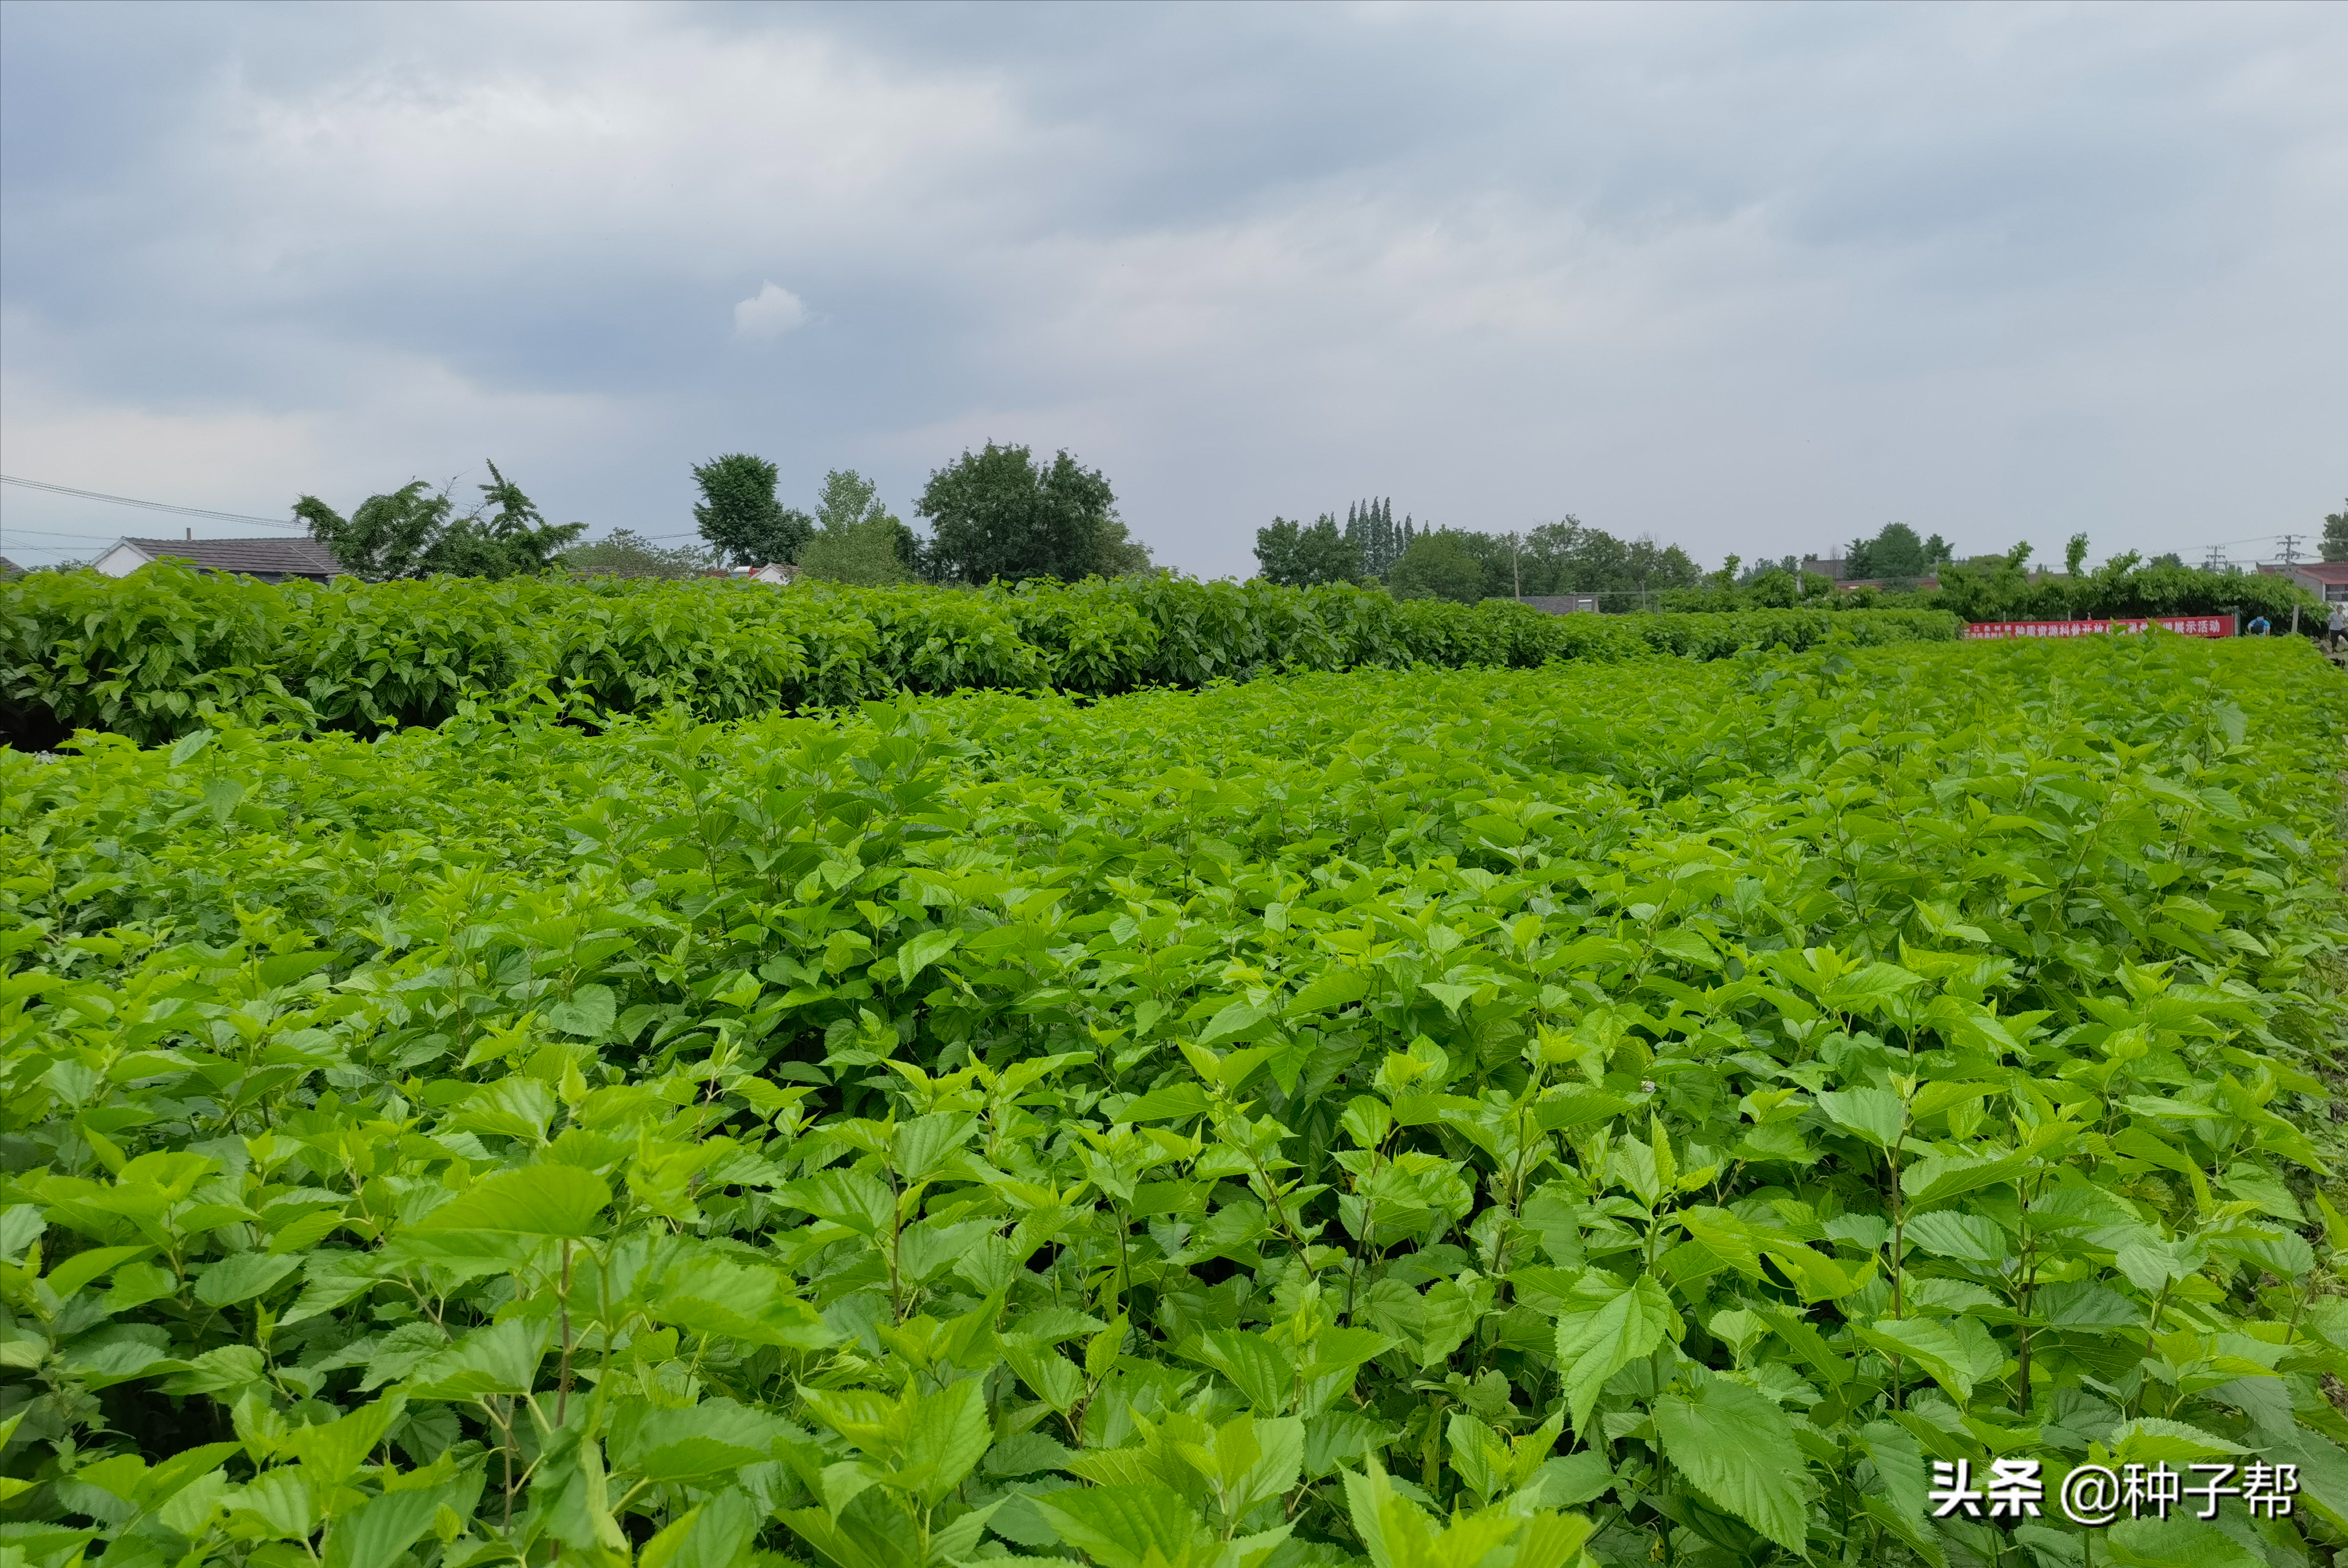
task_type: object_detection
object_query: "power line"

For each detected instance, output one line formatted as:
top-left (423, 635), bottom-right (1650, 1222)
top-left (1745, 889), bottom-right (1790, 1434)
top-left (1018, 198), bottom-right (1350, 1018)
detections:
top-left (0, 527), bottom-right (142, 541)
top-left (0, 474), bottom-right (304, 529)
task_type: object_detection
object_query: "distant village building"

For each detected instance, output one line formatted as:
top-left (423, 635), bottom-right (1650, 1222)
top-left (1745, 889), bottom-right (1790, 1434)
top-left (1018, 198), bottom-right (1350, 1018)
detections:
top-left (94, 536), bottom-right (344, 584)
top-left (1518, 594), bottom-right (1600, 614)
top-left (704, 563), bottom-right (802, 586)
top-left (2259, 562), bottom-right (2348, 603)
top-left (1832, 576), bottom-right (1939, 594)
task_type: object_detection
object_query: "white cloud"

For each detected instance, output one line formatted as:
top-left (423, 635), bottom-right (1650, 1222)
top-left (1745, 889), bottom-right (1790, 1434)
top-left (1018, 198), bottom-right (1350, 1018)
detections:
top-left (732, 281), bottom-right (806, 340)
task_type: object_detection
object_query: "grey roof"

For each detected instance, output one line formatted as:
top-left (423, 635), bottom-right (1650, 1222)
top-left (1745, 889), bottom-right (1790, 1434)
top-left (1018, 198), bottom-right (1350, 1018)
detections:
top-left (123, 537), bottom-right (345, 578)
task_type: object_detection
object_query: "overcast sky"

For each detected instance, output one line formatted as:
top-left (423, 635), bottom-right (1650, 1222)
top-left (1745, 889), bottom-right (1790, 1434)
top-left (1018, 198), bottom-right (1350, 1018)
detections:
top-left (3, 1), bottom-right (2343, 576)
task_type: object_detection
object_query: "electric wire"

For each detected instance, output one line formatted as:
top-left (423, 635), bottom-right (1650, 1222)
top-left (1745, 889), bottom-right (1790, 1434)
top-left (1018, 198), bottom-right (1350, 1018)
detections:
top-left (0, 474), bottom-right (304, 529)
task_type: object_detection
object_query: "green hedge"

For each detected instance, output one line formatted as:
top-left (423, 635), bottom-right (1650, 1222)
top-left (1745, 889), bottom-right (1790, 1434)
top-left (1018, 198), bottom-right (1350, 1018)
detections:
top-left (2, 567), bottom-right (1961, 747)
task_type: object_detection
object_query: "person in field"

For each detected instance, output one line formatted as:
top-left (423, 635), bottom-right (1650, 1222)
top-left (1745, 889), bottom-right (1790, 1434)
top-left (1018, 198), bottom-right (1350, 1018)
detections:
top-left (2330, 602), bottom-right (2347, 653)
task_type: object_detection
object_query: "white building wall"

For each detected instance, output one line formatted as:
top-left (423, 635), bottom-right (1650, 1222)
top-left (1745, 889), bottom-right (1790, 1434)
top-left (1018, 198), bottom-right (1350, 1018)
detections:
top-left (93, 543), bottom-right (152, 578)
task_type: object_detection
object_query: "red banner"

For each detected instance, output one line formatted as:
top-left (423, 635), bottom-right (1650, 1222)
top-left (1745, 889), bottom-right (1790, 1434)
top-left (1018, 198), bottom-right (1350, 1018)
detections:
top-left (1964, 615), bottom-right (2235, 641)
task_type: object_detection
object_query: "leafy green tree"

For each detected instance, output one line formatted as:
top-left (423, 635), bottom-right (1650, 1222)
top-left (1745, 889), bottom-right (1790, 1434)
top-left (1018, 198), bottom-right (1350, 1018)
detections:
top-left (1510, 517), bottom-right (1704, 601)
top-left (2064, 533), bottom-right (2090, 577)
top-left (426, 462), bottom-right (588, 578)
top-left (694, 454), bottom-right (813, 566)
top-left (814, 469), bottom-right (882, 534)
top-left (1735, 554), bottom-right (1802, 586)
top-left (2323, 499), bottom-right (2347, 561)
top-left (296, 482), bottom-right (449, 580)
top-left (296, 463), bottom-right (582, 580)
top-left (803, 469), bottom-right (922, 583)
top-left (1341, 499), bottom-right (1414, 578)
top-left (1385, 529), bottom-right (1489, 602)
top-left (2150, 551), bottom-right (2184, 568)
top-left (558, 529), bottom-right (713, 580)
top-left (1844, 522), bottom-right (1929, 580)
top-left (799, 518), bottom-right (913, 586)
top-left (1255, 513), bottom-right (1362, 586)
top-left (1922, 533), bottom-right (1955, 565)
top-left (917, 443), bottom-right (1150, 584)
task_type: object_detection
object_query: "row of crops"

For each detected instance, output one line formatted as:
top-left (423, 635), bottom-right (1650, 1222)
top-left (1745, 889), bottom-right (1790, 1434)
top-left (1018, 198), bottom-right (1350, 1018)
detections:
top-left (0, 566), bottom-right (1959, 748)
top-left (2, 631), bottom-right (2345, 1568)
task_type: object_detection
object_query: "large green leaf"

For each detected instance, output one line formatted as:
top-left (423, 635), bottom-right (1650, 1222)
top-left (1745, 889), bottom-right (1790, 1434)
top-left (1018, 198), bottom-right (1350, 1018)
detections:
top-left (1283, 967), bottom-right (1370, 1018)
top-left (1815, 1089), bottom-right (1904, 1150)
top-left (1652, 1377), bottom-right (1809, 1553)
top-left (412, 1164), bottom-right (610, 1238)
top-left (1553, 1274), bottom-right (1676, 1437)
top-left (1035, 1482), bottom-right (1212, 1568)
top-left (192, 1251), bottom-right (301, 1307)
top-left (1853, 1318), bottom-right (1975, 1402)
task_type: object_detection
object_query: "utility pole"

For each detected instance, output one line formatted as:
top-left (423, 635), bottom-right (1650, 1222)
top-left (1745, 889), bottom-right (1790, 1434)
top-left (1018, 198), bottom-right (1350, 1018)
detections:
top-left (1510, 532), bottom-right (1522, 599)
top-left (2203, 545), bottom-right (2228, 572)
top-left (2277, 534), bottom-right (2301, 565)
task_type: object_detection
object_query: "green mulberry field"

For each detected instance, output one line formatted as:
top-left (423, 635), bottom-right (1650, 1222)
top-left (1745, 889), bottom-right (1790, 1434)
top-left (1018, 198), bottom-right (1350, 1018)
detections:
top-left (2, 632), bottom-right (2344, 1568)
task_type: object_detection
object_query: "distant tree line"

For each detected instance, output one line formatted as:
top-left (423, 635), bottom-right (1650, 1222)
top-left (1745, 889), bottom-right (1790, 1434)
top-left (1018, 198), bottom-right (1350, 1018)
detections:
top-left (1249, 500), bottom-right (2332, 625)
top-left (287, 443), bottom-right (1155, 588)
top-left (1664, 531), bottom-right (2322, 625)
top-left (686, 443), bottom-right (1150, 587)
top-left (1254, 505), bottom-right (1704, 606)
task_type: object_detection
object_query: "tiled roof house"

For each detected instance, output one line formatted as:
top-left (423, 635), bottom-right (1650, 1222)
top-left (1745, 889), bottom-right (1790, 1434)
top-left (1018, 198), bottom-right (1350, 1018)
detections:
top-left (2259, 562), bottom-right (2348, 603)
top-left (94, 536), bottom-right (346, 584)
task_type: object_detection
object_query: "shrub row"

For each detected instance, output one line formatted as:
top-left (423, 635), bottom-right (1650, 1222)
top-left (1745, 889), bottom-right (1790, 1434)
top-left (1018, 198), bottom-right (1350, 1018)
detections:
top-left (1, 566), bottom-right (1960, 748)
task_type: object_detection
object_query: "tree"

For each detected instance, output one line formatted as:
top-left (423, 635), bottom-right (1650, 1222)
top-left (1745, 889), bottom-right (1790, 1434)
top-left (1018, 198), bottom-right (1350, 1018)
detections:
top-left (2323, 499), bottom-right (2348, 562)
top-left (425, 462), bottom-right (587, 578)
top-left (814, 470), bottom-right (880, 534)
top-left (2150, 552), bottom-right (2184, 568)
top-left (917, 443), bottom-right (1150, 584)
top-left (1254, 514), bottom-right (1361, 586)
top-left (1844, 522), bottom-right (1928, 581)
top-left (1507, 517), bottom-right (1703, 601)
top-left (799, 516), bottom-right (914, 586)
top-left (559, 529), bottom-right (712, 579)
top-left (694, 454), bottom-right (813, 566)
top-left (295, 462), bottom-right (582, 580)
top-left (2064, 533), bottom-right (2090, 578)
top-left (803, 469), bottom-right (922, 583)
top-left (1341, 498), bottom-right (1415, 578)
top-left (297, 482), bottom-right (449, 580)
top-left (1922, 533), bottom-right (1954, 565)
top-left (1385, 529), bottom-right (1489, 603)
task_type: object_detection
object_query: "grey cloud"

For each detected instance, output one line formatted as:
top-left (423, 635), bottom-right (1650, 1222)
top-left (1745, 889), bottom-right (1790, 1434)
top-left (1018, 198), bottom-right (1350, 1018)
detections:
top-left (2, 0), bottom-right (2342, 574)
